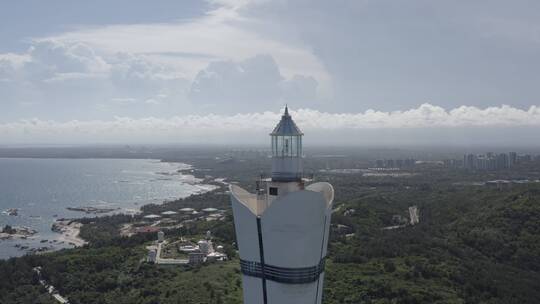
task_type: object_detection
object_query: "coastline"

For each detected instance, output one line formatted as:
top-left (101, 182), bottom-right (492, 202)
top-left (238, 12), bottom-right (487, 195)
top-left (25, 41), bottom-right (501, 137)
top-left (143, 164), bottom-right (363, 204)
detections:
top-left (51, 220), bottom-right (87, 247)
top-left (68, 160), bottom-right (224, 239)
top-left (0, 158), bottom-right (219, 259)
top-left (52, 163), bottom-right (220, 248)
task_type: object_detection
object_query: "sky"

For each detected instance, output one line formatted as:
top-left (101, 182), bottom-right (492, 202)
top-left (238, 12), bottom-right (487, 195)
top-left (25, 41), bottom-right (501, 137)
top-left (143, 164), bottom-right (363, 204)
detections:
top-left (1, 0), bottom-right (540, 146)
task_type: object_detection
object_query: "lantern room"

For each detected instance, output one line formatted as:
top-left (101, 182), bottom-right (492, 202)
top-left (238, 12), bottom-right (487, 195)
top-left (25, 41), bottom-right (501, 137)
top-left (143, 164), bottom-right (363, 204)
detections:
top-left (270, 106), bottom-right (304, 182)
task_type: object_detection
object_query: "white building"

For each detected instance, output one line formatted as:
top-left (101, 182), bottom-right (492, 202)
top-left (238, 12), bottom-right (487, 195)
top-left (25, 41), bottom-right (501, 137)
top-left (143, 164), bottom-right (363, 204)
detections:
top-left (147, 248), bottom-right (157, 263)
top-left (230, 107), bottom-right (334, 304)
top-left (198, 240), bottom-right (214, 254)
top-left (188, 252), bottom-right (206, 265)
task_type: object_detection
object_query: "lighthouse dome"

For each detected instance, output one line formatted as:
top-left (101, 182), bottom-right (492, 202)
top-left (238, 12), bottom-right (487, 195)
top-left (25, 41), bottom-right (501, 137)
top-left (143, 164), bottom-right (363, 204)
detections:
top-left (270, 106), bottom-right (303, 136)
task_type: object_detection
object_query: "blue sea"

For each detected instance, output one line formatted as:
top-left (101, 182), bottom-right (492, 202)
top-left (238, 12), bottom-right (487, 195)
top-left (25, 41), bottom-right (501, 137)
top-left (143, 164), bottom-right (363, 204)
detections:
top-left (0, 158), bottom-right (214, 259)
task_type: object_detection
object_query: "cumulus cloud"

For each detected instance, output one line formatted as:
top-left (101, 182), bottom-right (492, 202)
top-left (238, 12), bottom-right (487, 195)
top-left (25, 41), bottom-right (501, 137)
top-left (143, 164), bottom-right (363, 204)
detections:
top-left (28, 40), bottom-right (110, 76)
top-left (0, 6), bottom-right (327, 119)
top-left (189, 54), bottom-right (318, 112)
top-left (236, 0), bottom-right (540, 112)
top-left (0, 39), bottom-right (191, 120)
top-left (44, 3), bottom-right (330, 90)
top-left (2, 0), bottom-right (540, 129)
top-left (1, 104), bottom-right (539, 144)
top-left (0, 53), bottom-right (30, 80)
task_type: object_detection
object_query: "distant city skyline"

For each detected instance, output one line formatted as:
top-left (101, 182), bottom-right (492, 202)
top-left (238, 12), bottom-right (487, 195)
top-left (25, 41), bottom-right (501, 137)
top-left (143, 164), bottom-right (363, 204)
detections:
top-left (1, 1), bottom-right (540, 145)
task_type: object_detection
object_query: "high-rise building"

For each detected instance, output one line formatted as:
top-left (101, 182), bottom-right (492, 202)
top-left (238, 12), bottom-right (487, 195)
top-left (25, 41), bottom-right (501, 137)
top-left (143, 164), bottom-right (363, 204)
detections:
top-left (464, 153), bottom-right (477, 169)
top-left (230, 107), bottom-right (334, 304)
top-left (509, 152), bottom-right (517, 167)
top-left (463, 152), bottom-right (513, 170)
top-left (518, 154), bottom-right (532, 163)
top-left (497, 153), bottom-right (509, 169)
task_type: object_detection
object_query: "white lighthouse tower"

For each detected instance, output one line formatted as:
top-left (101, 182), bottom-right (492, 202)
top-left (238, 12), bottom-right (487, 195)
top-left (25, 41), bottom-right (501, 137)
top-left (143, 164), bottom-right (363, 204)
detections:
top-left (230, 107), bottom-right (334, 304)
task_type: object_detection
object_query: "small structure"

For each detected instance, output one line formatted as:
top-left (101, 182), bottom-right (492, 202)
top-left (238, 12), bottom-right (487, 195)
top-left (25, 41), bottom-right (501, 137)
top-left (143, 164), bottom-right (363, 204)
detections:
top-left (147, 249), bottom-right (157, 263)
top-left (161, 211), bottom-right (178, 216)
top-left (143, 214), bottom-right (161, 220)
top-left (392, 215), bottom-right (408, 225)
top-left (206, 251), bottom-right (228, 262)
top-left (333, 224), bottom-right (353, 235)
top-left (157, 231), bottom-right (165, 243)
top-left (409, 206), bottom-right (420, 225)
top-left (160, 218), bottom-right (176, 224)
top-left (177, 238), bottom-right (228, 264)
top-left (486, 180), bottom-right (512, 190)
top-left (188, 252), bottom-right (206, 265)
top-left (344, 209), bottom-right (356, 216)
top-left (198, 240), bottom-right (214, 255)
top-left (179, 208), bottom-right (195, 213)
top-left (207, 213), bottom-right (224, 220)
top-left (202, 208), bottom-right (218, 213)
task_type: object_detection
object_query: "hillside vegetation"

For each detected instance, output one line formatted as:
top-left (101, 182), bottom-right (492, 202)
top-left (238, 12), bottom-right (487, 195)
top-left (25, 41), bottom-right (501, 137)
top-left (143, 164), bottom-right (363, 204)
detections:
top-left (1, 159), bottom-right (540, 304)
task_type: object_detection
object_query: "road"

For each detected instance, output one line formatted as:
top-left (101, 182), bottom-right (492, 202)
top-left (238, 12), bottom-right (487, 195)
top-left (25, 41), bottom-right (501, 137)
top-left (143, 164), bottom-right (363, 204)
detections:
top-left (33, 267), bottom-right (70, 304)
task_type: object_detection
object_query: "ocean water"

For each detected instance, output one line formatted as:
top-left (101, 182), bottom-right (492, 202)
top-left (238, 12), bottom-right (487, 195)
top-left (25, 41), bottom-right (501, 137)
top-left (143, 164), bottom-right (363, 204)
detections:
top-left (0, 158), bottom-right (214, 259)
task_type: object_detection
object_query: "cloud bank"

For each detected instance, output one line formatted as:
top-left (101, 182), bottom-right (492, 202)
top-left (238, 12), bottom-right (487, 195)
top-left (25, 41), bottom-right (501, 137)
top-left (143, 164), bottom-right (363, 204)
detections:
top-left (0, 37), bottom-right (320, 119)
top-left (2, 0), bottom-right (540, 147)
top-left (1, 104), bottom-right (539, 145)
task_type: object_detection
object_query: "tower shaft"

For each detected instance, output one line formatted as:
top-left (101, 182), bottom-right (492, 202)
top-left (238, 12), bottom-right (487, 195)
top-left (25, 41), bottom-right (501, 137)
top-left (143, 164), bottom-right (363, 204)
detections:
top-left (230, 107), bottom-right (334, 304)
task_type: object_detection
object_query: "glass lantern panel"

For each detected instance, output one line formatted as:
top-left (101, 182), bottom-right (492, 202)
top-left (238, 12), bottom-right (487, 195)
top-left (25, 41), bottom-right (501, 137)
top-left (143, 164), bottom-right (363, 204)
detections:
top-left (272, 135), bottom-right (301, 157)
top-left (289, 136), bottom-right (295, 156)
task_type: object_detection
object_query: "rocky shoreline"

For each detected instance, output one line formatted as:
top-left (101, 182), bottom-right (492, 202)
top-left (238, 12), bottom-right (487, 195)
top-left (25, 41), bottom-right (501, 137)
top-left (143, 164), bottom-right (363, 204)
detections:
top-left (0, 225), bottom-right (37, 240)
top-left (1, 208), bottom-right (19, 216)
top-left (1, 161), bottom-right (217, 258)
top-left (66, 206), bottom-right (119, 214)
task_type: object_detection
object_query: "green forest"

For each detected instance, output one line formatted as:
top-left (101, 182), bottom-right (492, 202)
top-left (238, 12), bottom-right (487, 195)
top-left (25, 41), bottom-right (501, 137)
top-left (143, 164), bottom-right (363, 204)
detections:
top-left (1, 157), bottom-right (540, 304)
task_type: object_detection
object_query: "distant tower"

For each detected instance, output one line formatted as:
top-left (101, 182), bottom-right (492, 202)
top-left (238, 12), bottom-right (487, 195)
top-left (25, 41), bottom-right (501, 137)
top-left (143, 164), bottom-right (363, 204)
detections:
top-left (230, 106), bottom-right (334, 304)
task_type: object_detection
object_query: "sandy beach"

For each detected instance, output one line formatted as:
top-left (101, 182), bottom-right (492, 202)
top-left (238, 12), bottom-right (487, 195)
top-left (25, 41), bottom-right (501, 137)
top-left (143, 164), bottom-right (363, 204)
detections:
top-left (52, 220), bottom-right (87, 247)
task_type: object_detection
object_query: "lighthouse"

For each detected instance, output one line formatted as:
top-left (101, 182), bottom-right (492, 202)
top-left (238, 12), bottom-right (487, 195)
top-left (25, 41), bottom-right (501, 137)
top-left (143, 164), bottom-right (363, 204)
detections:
top-left (230, 106), bottom-right (334, 304)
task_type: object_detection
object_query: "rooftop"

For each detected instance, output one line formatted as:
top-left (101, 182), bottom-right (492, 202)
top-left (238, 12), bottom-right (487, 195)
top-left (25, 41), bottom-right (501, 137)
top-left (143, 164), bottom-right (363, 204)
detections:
top-left (270, 106), bottom-right (303, 136)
